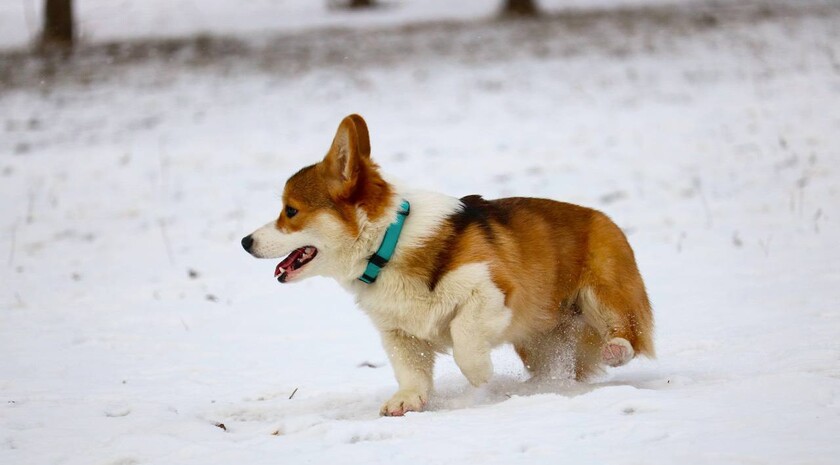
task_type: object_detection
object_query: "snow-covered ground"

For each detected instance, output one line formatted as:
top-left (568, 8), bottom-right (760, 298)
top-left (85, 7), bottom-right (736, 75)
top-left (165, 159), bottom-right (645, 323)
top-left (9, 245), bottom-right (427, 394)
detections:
top-left (2, 1), bottom-right (840, 464)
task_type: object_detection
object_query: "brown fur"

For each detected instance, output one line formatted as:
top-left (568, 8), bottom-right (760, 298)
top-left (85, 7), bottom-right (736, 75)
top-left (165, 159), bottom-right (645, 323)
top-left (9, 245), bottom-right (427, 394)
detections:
top-left (399, 195), bottom-right (654, 380)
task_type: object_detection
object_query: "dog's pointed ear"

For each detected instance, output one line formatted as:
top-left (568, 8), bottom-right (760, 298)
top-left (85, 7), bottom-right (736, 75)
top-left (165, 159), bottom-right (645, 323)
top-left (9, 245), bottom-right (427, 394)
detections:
top-left (324, 114), bottom-right (371, 198)
top-left (346, 114), bottom-right (371, 159)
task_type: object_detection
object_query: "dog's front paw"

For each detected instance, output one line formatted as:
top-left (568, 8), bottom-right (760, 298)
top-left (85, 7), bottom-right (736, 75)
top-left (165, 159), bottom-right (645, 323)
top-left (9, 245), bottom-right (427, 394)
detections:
top-left (380, 390), bottom-right (427, 417)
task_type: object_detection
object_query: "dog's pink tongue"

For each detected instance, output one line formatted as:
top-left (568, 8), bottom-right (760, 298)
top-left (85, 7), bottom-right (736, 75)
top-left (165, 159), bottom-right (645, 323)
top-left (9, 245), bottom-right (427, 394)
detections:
top-left (275, 248), bottom-right (303, 277)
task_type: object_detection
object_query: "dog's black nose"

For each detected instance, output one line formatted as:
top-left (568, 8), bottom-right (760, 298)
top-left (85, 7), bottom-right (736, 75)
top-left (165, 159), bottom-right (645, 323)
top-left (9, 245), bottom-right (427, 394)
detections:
top-left (241, 235), bottom-right (254, 252)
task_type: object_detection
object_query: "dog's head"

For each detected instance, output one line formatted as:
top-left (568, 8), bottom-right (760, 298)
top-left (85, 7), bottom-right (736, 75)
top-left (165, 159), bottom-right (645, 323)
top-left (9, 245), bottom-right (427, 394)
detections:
top-left (242, 114), bottom-right (394, 283)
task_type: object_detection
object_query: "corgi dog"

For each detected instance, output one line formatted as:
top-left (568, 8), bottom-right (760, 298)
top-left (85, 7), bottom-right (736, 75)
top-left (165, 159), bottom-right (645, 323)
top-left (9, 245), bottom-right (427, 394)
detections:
top-left (242, 114), bottom-right (654, 416)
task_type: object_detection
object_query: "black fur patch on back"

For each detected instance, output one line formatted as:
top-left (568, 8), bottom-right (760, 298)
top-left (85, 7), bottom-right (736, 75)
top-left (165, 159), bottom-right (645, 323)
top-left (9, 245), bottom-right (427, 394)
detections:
top-left (452, 195), bottom-right (512, 241)
top-left (427, 195), bottom-right (511, 290)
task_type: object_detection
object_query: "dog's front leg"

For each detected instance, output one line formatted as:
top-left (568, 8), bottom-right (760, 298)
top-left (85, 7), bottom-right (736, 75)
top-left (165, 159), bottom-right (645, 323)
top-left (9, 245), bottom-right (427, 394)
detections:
top-left (450, 296), bottom-right (499, 387)
top-left (380, 329), bottom-right (435, 416)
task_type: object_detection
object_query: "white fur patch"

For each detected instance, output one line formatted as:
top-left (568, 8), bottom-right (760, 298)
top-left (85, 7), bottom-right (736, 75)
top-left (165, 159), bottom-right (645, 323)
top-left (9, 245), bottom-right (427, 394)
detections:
top-left (357, 262), bottom-right (512, 349)
top-left (388, 188), bottom-right (463, 251)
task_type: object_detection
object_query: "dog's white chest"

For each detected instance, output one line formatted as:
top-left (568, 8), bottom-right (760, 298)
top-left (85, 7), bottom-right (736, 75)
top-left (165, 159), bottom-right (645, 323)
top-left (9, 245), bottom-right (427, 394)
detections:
top-left (349, 263), bottom-right (504, 345)
top-left (354, 276), bottom-right (453, 342)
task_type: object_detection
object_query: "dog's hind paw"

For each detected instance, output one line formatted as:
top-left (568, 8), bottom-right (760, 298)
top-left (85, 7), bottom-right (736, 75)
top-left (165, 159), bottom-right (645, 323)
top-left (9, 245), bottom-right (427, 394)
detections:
top-left (380, 390), bottom-right (426, 417)
top-left (602, 337), bottom-right (635, 367)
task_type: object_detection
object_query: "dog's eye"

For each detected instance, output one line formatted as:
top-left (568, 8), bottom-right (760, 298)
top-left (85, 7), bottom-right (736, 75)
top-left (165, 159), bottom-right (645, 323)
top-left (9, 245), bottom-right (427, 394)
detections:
top-left (285, 206), bottom-right (298, 218)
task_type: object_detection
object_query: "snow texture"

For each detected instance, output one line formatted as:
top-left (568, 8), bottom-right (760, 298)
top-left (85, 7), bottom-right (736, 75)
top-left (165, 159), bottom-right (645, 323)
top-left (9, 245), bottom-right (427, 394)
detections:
top-left (1, 1), bottom-right (840, 464)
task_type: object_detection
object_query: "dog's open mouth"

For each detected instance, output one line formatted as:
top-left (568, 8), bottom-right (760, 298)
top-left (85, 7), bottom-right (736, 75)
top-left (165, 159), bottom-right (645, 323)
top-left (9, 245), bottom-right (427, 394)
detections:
top-left (274, 246), bottom-right (318, 283)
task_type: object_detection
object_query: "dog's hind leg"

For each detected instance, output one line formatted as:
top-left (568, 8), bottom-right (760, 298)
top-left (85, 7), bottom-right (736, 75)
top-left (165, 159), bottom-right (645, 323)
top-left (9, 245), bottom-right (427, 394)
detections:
top-left (515, 319), bottom-right (603, 382)
top-left (514, 321), bottom-right (576, 380)
top-left (573, 322), bottom-right (606, 379)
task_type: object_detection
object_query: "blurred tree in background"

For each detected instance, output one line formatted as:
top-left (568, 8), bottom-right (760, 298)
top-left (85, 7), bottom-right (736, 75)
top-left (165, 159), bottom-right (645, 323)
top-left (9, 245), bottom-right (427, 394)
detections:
top-left (328, 0), bottom-right (376, 9)
top-left (502, 0), bottom-right (540, 17)
top-left (349, 0), bottom-right (375, 7)
top-left (41, 0), bottom-right (74, 49)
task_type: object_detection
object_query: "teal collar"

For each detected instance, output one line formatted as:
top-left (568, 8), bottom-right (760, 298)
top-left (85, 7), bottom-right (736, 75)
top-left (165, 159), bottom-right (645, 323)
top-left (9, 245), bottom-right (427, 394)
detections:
top-left (358, 200), bottom-right (410, 284)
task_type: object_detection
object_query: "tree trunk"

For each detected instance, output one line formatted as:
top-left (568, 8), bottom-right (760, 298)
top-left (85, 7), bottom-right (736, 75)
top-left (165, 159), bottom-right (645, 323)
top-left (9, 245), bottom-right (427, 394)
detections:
top-left (502, 0), bottom-right (539, 17)
top-left (349, 0), bottom-right (374, 8)
top-left (42, 0), bottom-right (74, 48)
